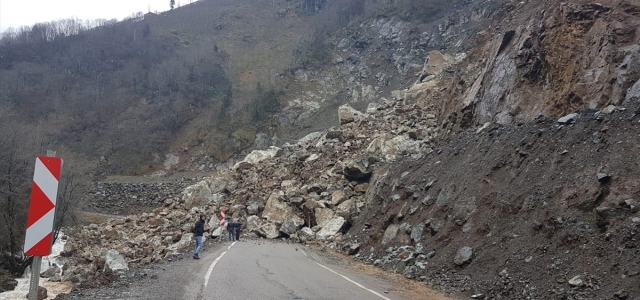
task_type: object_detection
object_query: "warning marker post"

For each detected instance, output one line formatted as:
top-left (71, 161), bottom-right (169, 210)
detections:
top-left (24, 155), bottom-right (63, 300)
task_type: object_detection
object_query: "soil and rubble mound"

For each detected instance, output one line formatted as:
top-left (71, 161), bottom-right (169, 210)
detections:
top-left (52, 94), bottom-right (443, 289)
top-left (346, 103), bottom-right (640, 299)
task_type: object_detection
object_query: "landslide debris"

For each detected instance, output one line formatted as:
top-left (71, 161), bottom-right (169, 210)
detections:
top-left (348, 104), bottom-right (640, 299)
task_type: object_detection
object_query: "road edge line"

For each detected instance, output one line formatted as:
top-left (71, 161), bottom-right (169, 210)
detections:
top-left (313, 261), bottom-right (392, 300)
top-left (203, 241), bottom-right (236, 289)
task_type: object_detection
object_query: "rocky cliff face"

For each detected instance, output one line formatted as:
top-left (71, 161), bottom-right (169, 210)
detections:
top-left (274, 0), bottom-right (501, 137)
top-left (436, 0), bottom-right (640, 128)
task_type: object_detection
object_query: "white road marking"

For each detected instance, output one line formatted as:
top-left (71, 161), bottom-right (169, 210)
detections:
top-left (203, 241), bottom-right (236, 288)
top-left (300, 249), bottom-right (392, 300)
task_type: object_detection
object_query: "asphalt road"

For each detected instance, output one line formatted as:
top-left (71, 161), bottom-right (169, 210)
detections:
top-left (56, 239), bottom-right (449, 300)
top-left (197, 241), bottom-right (406, 300)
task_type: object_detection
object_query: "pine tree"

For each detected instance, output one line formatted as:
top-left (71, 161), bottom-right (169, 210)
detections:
top-left (170, 0), bottom-right (175, 9)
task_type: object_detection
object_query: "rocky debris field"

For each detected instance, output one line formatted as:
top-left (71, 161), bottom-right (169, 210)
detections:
top-left (43, 95), bottom-right (442, 292)
top-left (346, 103), bottom-right (640, 299)
top-left (44, 90), bottom-right (640, 300)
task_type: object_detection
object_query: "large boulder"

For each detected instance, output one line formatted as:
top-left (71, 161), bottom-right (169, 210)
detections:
top-left (182, 181), bottom-right (224, 209)
top-left (420, 50), bottom-right (454, 78)
top-left (168, 233), bottom-right (194, 252)
top-left (298, 227), bottom-right (316, 242)
top-left (210, 227), bottom-right (225, 238)
top-left (314, 208), bottom-right (335, 227)
top-left (379, 136), bottom-right (423, 161)
top-left (208, 176), bottom-right (237, 193)
top-left (410, 224), bottom-right (425, 242)
top-left (329, 190), bottom-right (348, 206)
top-left (297, 132), bottom-right (324, 146)
top-left (335, 199), bottom-right (357, 220)
top-left (104, 249), bottom-right (129, 274)
top-left (343, 158), bottom-right (373, 180)
top-left (245, 215), bottom-right (262, 232)
top-left (246, 201), bottom-right (263, 215)
top-left (367, 135), bottom-right (424, 161)
top-left (233, 147), bottom-right (281, 170)
top-left (280, 218), bottom-right (303, 236)
top-left (262, 191), bottom-right (304, 226)
top-left (256, 223), bottom-right (280, 239)
top-left (338, 105), bottom-right (365, 125)
top-left (626, 79), bottom-right (640, 101)
top-left (316, 217), bottom-right (346, 240)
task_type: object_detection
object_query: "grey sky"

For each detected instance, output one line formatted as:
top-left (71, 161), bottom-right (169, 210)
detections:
top-left (0, 0), bottom-right (184, 33)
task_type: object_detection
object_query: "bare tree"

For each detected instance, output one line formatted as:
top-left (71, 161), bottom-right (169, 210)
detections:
top-left (0, 127), bottom-right (34, 275)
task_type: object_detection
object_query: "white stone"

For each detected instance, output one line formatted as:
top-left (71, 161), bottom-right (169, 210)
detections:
top-left (104, 249), bottom-right (128, 273)
top-left (298, 227), bottom-right (316, 242)
top-left (316, 217), bottom-right (345, 240)
top-left (232, 147), bottom-right (281, 169)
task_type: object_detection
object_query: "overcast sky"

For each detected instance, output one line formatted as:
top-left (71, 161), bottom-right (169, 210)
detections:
top-left (0, 0), bottom-right (180, 32)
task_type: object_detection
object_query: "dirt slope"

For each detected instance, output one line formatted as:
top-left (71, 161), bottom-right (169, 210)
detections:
top-left (348, 102), bottom-right (640, 299)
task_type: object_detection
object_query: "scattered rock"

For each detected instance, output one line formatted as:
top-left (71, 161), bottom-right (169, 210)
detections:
top-left (40, 265), bottom-right (60, 278)
top-left (614, 289), bottom-right (629, 299)
top-left (568, 275), bottom-right (584, 287)
top-left (338, 104), bottom-right (364, 125)
top-left (26, 286), bottom-right (47, 300)
top-left (600, 105), bottom-right (616, 114)
top-left (382, 224), bottom-right (400, 244)
top-left (597, 173), bottom-right (611, 183)
top-left (343, 242), bottom-right (361, 255)
top-left (558, 113), bottom-right (578, 124)
top-left (454, 246), bottom-right (473, 266)
top-left (344, 158), bottom-right (373, 180)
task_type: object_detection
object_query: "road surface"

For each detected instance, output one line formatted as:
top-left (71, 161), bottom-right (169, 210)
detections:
top-left (56, 239), bottom-right (451, 300)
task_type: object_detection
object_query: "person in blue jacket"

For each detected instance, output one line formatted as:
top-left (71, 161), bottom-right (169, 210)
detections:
top-left (234, 221), bottom-right (242, 241)
top-left (226, 220), bottom-right (235, 241)
top-left (193, 215), bottom-right (206, 259)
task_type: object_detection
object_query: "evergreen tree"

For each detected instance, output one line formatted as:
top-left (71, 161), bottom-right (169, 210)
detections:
top-left (170, 0), bottom-right (175, 9)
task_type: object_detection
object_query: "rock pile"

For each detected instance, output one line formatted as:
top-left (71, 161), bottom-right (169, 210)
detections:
top-left (83, 180), bottom-right (195, 214)
top-left (59, 97), bottom-right (440, 285)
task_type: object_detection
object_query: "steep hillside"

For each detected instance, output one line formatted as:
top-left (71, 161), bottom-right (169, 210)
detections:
top-left (3, 0), bottom-right (640, 298)
top-left (0, 0), bottom-right (509, 176)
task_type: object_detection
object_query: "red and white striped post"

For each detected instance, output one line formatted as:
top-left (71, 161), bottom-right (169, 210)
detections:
top-left (24, 155), bottom-right (62, 300)
top-left (219, 210), bottom-right (227, 226)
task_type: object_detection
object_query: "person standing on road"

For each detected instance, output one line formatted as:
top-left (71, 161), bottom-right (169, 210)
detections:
top-left (234, 220), bottom-right (242, 241)
top-left (193, 214), bottom-right (206, 259)
top-left (226, 219), bottom-right (234, 241)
